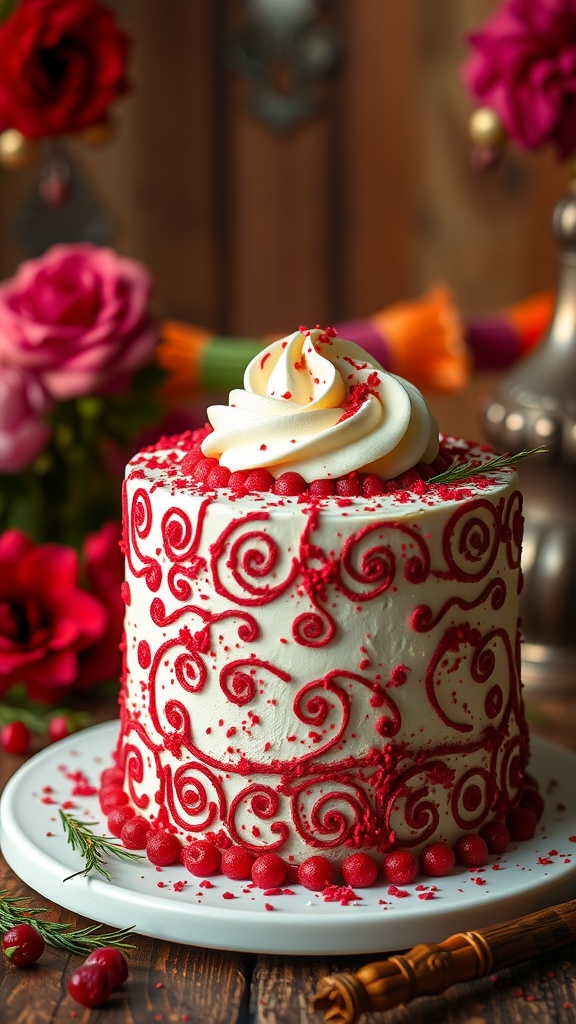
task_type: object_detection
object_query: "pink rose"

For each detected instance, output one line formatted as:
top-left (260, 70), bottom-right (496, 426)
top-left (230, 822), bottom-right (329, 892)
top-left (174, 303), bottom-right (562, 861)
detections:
top-left (77, 521), bottom-right (124, 689)
top-left (0, 366), bottom-right (51, 472)
top-left (0, 243), bottom-right (158, 400)
top-left (463, 0), bottom-right (576, 158)
top-left (0, 530), bottom-right (107, 700)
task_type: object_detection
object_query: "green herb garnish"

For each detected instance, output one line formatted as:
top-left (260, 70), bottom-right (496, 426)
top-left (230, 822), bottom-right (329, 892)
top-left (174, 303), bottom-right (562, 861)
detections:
top-left (0, 889), bottom-right (135, 955)
top-left (59, 809), bottom-right (144, 882)
top-left (428, 446), bottom-right (547, 486)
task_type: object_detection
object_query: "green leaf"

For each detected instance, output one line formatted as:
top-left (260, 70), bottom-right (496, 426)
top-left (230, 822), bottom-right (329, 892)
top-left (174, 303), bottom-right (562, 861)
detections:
top-left (0, 0), bottom-right (19, 23)
top-left (428, 446), bottom-right (548, 486)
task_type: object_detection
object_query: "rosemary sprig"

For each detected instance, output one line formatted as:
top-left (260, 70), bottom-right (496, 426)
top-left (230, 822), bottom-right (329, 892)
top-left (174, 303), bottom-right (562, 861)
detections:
top-left (0, 889), bottom-right (135, 955)
top-left (428, 446), bottom-right (547, 486)
top-left (59, 809), bottom-right (144, 882)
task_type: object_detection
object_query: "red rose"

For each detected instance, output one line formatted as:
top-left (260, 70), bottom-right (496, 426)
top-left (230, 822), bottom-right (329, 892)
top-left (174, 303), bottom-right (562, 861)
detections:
top-left (0, 0), bottom-right (130, 138)
top-left (77, 521), bottom-right (124, 689)
top-left (0, 530), bottom-right (107, 700)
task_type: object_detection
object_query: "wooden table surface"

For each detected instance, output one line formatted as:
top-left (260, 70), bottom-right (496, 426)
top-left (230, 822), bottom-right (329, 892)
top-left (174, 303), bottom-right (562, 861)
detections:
top-left (2, 689), bottom-right (576, 1024)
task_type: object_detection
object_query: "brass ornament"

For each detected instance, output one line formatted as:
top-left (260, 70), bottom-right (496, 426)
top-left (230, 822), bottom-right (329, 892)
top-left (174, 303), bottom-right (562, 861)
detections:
top-left (0, 129), bottom-right (39, 169)
top-left (469, 106), bottom-right (506, 149)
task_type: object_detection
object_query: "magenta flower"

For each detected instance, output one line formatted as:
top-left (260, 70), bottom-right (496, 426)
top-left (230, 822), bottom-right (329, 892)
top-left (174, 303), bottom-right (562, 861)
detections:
top-left (0, 530), bottom-right (107, 700)
top-left (463, 0), bottom-right (576, 159)
top-left (0, 366), bottom-right (51, 472)
top-left (0, 243), bottom-right (158, 400)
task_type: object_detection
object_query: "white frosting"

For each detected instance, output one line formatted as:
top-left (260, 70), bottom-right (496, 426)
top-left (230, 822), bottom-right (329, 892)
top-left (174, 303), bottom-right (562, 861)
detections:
top-left (115, 437), bottom-right (527, 863)
top-left (201, 328), bottom-right (439, 481)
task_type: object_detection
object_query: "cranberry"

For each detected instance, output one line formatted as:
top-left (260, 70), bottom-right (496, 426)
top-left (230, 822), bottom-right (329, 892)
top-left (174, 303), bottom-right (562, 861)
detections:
top-left (100, 767), bottom-right (124, 788)
top-left (362, 474), bottom-right (385, 497)
top-left (397, 468), bottom-right (422, 489)
top-left (244, 469), bottom-right (275, 492)
top-left (520, 787), bottom-right (545, 821)
top-left (207, 465), bottom-right (231, 488)
top-left (506, 806), bottom-right (537, 842)
top-left (68, 963), bottom-right (113, 1008)
top-left (107, 806), bottom-right (136, 838)
top-left (336, 475), bottom-right (362, 498)
top-left (99, 785), bottom-right (129, 815)
top-left (309, 478), bottom-right (335, 497)
top-left (341, 853), bottom-right (378, 888)
top-left (146, 831), bottom-right (182, 867)
top-left (229, 470), bottom-right (248, 493)
top-left (180, 450), bottom-right (203, 475)
top-left (420, 842), bottom-right (456, 878)
top-left (297, 856), bottom-right (335, 892)
top-left (480, 820), bottom-right (510, 854)
top-left (221, 846), bottom-right (256, 881)
top-left (181, 840), bottom-right (221, 877)
top-left (382, 850), bottom-right (418, 886)
top-left (193, 457), bottom-right (220, 483)
top-left (85, 947), bottom-right (128, 988)
top-left (47, 715), bottom-right (70, 743)
top-left (273, 472), bottom-right (307, 496)
top-left (120, 815), bottom-right (151, 850)
top-left (2, 924), bottom-right (45, 966)
top-left (454, 834), bottom-right (489, 868)
top-left (1, 721), bottom-right (31, 756)
top-left (251, 853), bottom-right (287, 888)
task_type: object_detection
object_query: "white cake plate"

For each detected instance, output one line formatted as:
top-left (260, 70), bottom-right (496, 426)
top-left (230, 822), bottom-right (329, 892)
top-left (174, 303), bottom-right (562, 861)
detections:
top-left (1, 723), bottom-right (576, 956)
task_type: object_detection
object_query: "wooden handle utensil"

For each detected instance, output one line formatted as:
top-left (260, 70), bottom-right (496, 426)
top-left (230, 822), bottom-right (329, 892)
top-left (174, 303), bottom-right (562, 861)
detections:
top-left (312, 898), bottom-right (576, 1023)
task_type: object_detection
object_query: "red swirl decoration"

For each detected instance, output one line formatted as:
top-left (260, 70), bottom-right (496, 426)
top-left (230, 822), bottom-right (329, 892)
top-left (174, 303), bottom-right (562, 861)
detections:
top-left (292, 604), bottom-right (335, 647)
top-left (338, 522), bottom-right (430, 602)
top-left (386, 762), bottom-right (448, 849)
top-left (411, 577), bottom-right (506, 633)
top-left (162, 500), bottom-right (210, 601)
top-left (498, 731), bottom-right (528, 806)
top-left (164, 761), bottom-right (225, 832)
top-left (219, 658), bottom-right (292, 707)
top-left (503, 490), bottom-right (523, 570)
top-left (123, 482), bottom-right (162, 592)
top-left (450, 765), bottom-right (494, 830)
top-left (228, 784), bottom-right (290, 852)
top-left (439, 499), bottom-right (501, 582)
top-left (210, 513), bottom-right (299, 605)
top-left (289, 779), bottom-right (374, 849)
top-left (123, 742), bottom-right (149, 809)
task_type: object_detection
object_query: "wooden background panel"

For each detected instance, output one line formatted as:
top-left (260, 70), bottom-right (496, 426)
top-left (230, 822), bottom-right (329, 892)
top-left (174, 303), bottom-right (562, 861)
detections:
top-left (0, 0), bottom-right (570, 339)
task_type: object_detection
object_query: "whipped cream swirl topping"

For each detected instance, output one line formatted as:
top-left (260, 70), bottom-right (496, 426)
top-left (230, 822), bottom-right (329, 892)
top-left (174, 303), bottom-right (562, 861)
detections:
top-left (201, 327), bottom-right (439, 481)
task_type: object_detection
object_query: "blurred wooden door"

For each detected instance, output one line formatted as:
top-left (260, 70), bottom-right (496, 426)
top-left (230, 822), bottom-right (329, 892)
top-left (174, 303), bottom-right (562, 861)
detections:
top-left (0, 0), bottom-right (568, 336)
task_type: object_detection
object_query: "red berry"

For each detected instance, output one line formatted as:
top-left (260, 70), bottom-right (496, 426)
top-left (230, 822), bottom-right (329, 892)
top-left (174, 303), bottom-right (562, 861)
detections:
top-left (417, 462), bottom-right (435, 481)
top-left (420, 842), bottom-right (456, 878)
top-left (221, 846), bottom-right (256, 881)
top-left (479, 820), bottom-right (510, 855)
top-left (454, 834), bottom-right (489, 868)
top-left (180, 450), bottom-right (203, 475)
top-left (309, 478), bottom-right (335, 497)
top-left (362, 474), bottom-right (385, 497)
top-left (520, 787), bottom-right (545, 821)
top-left (85, 947), bottom-right (128, 988)
top-left (146, 831), bottom-right (182, 867)
top-left (207, 465), bottom-right (231, 488)
top-left (193, 457), bottom-right (220, 482)
top-left (506, 806), bottom-right (537, 842)
top-left (120, 815), bottom-right (151, 850)
top-left (273, 472), bottom-right (306, 496)
top-left (1, 721), bottom-right (31, 756)
top-left (107, 806), bottom-right (136, 838)
top-left (68, 963), bottom-right (113, 1008)
top-left (47, 715), bottom-right (70, 743)
top-left (297, 856), bottom-right (335, 891)
top-left (382, 850), bottom-right (418, 886)
top-left (99, 785), bottom-right (129, 815)
top-left (100, 767), bottom-right (124, 788)
top-left (397, 468), bottom-right (422, 489)
top-left (341, 853), bottom-right (378, 888)
top-left (229, 470), bottom-right (248, 493)
top-left (2, 924), bottom-right (45, 966)
top-left (244, 469), bottom-right (275, 492)
top-left (336, 474), bottom-right (362, 498)
top-left (181, 840), bottom-right (222, 877)
top-left (251, 853), bottom-right (287, 888)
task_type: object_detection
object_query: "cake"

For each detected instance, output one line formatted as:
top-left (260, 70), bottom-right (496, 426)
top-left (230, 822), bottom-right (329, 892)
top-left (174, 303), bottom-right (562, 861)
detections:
top-left (106, 326), bottom-right (529, 869)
